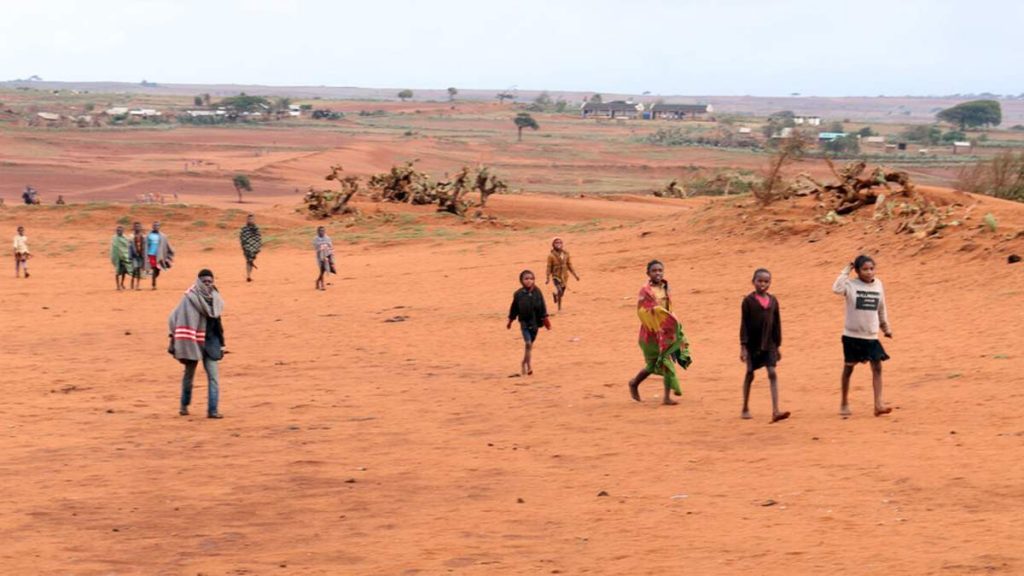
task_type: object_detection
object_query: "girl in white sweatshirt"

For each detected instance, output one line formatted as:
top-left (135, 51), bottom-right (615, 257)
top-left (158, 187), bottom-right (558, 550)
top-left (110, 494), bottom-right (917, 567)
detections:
top-left (832, 255), bottom-right (893, 417)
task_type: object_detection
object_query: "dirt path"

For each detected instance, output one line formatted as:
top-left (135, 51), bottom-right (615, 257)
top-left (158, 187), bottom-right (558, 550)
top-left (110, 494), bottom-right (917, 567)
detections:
top-left (1, 194), bottom-right (1022, 574)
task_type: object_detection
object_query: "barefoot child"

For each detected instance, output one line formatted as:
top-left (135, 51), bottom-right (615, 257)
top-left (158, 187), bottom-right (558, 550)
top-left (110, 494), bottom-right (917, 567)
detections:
top-left (145, 222), bottom-right (174, 290)
top-left (740, 269), bottom-right (789, 422)
top-left (13, 226), bottom-right (29, 278)
top-left (628, 260), bottom-right (692, 405)
top-left (545, 237), bottom-right (580, 312)
top-left (110, 225), bottom-right (133, 291)
top-left (833, 255), bottom-right (893, 417)
top-left (130, 222), bottom-right (146, 290)
top-left (239, 214), bottom-right (262, 282)
top-left (507, 270), bottom-right (551, 376)
top-left (314, 226), bottom-right (335, 291)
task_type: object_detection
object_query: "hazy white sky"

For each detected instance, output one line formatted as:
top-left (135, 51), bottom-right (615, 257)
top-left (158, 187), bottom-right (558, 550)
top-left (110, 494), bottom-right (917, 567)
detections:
top-left (1, 0), bottom-right (1020, 96)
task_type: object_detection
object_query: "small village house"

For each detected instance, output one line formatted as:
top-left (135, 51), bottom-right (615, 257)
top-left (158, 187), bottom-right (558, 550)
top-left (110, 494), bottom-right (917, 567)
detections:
top-left (952, 141), bottom-right (973, 154)
top-left (580, 100), bottom-right (645, 119)
top-left (649, 103), bottom-right (712, 120)
top-left (817, 131), bottom-right (847, 142)
top-left (794, 115), bottom-right (821, 126)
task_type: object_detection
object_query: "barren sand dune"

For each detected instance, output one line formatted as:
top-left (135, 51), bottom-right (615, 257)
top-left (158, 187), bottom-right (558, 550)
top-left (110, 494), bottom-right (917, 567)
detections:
top-left (1, 186), bottom-right (1023, 574)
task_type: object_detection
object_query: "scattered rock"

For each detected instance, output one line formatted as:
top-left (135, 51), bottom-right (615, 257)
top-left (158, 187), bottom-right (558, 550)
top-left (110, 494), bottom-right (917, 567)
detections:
top-left (344, 478), bottom-right (356, 484)
top-left (670, 494), bottom-right (688, 500)
top-left (516, 498), bottom-right (525, 504)
top-left (597, 491), bottom-right (609, 497)
top-left (105, 409), bottom-right (114, 414)
top-left (124, 330), bottom-right (131, 336)
top-left (384, 315), bottom-right (409, 323)
top-left (761, 499), bottom-right (778, 507)
top-left (1009, 254), bottom-right (1021, 264)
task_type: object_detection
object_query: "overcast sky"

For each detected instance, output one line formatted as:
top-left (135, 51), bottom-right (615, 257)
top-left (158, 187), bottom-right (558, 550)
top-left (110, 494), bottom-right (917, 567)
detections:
top-left (1, 0), bottom-right (1020, 97)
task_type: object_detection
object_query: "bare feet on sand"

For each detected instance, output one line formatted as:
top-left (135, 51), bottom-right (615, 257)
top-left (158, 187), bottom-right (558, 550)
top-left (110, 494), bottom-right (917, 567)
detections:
top-left (628, 380), bottom-right (641, 402)
top-left (874, 406), bottom-right (892, 417)
top-left (839, 405), bottom-right (852, 417)
top-left (741, 410), bottom-right (752, 420)
top-left (771, 411), bottom-right (791, 423)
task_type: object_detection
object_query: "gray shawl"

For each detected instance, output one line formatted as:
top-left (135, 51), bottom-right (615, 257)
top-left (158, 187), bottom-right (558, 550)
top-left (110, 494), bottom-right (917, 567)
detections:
top-left (144, 232), bottom-right (175, 272)
top-left (168, 279), bottom-right (225, 362)
top-left (314, 235), bottom-right (333, 264)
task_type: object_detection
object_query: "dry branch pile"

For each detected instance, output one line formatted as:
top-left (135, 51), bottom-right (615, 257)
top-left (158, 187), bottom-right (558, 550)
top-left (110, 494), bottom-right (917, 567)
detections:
top-left (654, 180), bottom-right (687, 198)
top-left (368, 162), bottom-right (509, 216)
top-left (794, 159), bottom-right (955, 238)
top-left (303, 165), bottom-right (360, 219)
top-left (473, 166), bottom-right (508, 207)
top-left (302, 162), bottom-right (510, 219)
top-left (367, 161), bottom-right (439, 205)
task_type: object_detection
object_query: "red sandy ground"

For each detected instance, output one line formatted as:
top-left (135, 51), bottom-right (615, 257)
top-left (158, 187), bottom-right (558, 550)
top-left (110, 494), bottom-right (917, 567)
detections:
top-left (1, 126), bottom-right (1024, 574)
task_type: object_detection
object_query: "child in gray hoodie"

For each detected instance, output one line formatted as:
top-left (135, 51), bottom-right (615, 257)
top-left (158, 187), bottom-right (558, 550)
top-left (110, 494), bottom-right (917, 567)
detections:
top-left (833, 255), bottom-right (893, 417)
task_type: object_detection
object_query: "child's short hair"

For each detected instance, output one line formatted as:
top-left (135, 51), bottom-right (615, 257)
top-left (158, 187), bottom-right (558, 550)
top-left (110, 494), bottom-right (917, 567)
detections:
top-left (752, 268), bottom-right (771, 281)
top-left (519, 269), bottom-right (535, 282)
top-left (854, 255), bottom-right (876, 271)
top-left (646, 259), bottom-right (664, 273)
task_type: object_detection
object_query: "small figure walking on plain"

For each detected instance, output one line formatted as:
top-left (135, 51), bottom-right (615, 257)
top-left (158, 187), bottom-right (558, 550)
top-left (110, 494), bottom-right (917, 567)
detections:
top-left (145, 221), bottom-right (174, 290)
top-left (129, 222), bottom-right (146, 290)
top-left (740, 269), bottom-right (789, 423)
top-left (507, 270), bottom-right (551, 376)
top-left (239, 214), bottom-right (262, 282)
top-left (833, 255), bottom-right (893, 417)
top-left (110, 225), bottom-right (133, 291)
top-left (168, 269), bottom-right (226, 419)
top-left (314, 226), bottom-right (335, 291)
top-left (628, 260), bottom-right (692, 405)
top-left (546, 237), bottom-right (580, 312)
top-left (13, 226), bottom-right (30, 278)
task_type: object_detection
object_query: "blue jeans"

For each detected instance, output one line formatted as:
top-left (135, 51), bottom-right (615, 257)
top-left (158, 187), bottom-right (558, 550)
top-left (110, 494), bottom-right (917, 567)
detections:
top-left (181, 357), bottom-right (219, 415)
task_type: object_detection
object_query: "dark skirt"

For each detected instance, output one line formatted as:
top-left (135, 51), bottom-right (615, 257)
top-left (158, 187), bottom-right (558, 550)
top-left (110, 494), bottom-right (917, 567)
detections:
top-left (746, 348), bottom-right (777, 371)
top-left (842, 335), bottom-right (890, 364)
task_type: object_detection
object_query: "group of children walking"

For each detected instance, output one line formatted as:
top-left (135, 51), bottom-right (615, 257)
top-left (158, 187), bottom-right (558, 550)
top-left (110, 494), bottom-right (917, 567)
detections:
top-left (12, 218), bottom-right (895, 422)
top-left (107, 221), bottom-right (175, 290)
top-left (507, 237), bottom-right (579, 375)
top-left (509, 239), bottom-right (895, 422)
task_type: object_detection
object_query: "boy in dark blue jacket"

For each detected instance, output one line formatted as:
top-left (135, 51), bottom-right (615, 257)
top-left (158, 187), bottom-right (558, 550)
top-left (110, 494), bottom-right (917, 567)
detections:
top-left (507, 270), bottom-right (551, 376)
